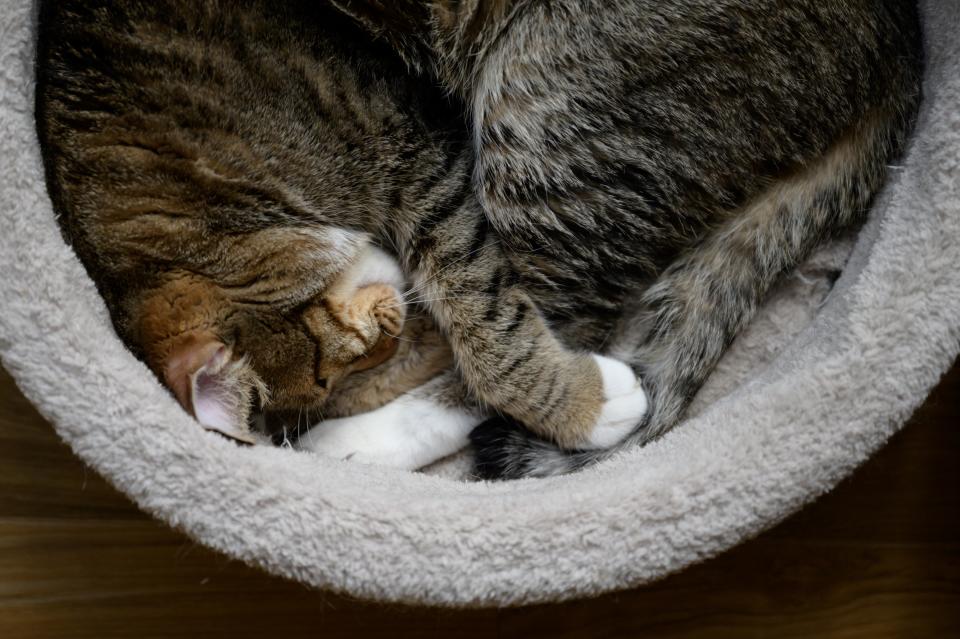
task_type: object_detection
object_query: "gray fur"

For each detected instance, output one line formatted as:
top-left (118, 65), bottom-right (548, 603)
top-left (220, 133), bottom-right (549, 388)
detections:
top-left (36, 0), bottom-right (923, 477)
top-left (339, 0), bottom-right (923, 476)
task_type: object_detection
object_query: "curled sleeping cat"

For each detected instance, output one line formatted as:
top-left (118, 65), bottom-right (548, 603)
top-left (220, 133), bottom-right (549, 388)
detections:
top-left (36, 0), bottom-right (921, 477)
top-left (290, 246), bottom-right (631, 471)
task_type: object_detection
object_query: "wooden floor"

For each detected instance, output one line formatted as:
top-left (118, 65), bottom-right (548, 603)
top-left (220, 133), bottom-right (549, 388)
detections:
top-left (0, 361), bottom-right (957, 639)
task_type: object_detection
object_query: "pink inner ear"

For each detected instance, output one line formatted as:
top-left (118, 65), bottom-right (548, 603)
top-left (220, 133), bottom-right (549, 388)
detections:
top-left (162, 336), bottom-right (255, 443)
top-left (192, 367), bottom-right (236, 433)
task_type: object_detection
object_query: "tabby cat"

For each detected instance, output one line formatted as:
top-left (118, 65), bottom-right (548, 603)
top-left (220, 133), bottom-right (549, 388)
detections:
top-left (36, 0), bottom-right (922, 477)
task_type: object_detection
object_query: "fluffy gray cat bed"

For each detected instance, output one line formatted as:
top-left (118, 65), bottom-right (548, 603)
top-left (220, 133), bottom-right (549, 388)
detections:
top-left (1, 0), bottom-right (958, 606)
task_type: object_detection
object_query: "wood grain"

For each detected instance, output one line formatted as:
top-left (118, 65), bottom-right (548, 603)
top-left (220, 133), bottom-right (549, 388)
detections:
top-left (0, 362), bottom-right (957, 639)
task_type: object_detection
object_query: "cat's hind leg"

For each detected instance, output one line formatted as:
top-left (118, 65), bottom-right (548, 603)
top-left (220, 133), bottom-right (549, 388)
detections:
top-left (471, 105), bottom-right (912, 477)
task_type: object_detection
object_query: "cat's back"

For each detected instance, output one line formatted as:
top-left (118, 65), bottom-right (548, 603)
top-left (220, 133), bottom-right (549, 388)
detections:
top-left (491, 0), bottom-right (922, 219)
top-left (480, 0), bottom-right (922, 274)
top-left (35, 0), bottom-right (459, 310)
top-left (36, 0), bottom-right (407, 210)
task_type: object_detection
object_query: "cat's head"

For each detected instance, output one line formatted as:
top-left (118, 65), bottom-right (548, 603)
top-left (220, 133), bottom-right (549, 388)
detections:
top-left (129, 243), bottom-right (408, 442)
top-left (34, 0), bottom-right (464, 440)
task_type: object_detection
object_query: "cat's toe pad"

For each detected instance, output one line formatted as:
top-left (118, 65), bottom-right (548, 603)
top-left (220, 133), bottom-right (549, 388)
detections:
top-left (584, 354), bottom-right (648, 449)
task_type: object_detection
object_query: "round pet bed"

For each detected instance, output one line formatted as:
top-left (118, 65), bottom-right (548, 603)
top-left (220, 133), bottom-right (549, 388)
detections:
top-left (1, 0), bottom-right (958, 606)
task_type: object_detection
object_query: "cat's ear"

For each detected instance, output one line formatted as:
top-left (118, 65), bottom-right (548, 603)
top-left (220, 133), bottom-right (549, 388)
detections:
top-left (161, 333), bottom-right (257, 444)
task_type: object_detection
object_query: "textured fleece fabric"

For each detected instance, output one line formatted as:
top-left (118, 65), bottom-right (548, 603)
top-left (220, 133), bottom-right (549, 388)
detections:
top-left (1, 0), bottom-right (957, 607)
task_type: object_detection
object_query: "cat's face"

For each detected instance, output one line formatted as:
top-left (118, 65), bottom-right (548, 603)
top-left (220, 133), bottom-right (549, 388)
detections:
top-left (133, 245), bottom-right (409, 442)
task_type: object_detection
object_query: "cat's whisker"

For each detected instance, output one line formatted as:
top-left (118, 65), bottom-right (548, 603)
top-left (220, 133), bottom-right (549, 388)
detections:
top-left (401, 242), bottom-right (550, 304)
top-left (381, 329), bottom-right (418, 343)
top-left (400, 241), bottom-right (492, 299)
top-left (402, 296), bottom-right (465, 307)
top-left (397, 292), bottom-right (467, 306)
top-left (379, 299), bottom-right (413, 310)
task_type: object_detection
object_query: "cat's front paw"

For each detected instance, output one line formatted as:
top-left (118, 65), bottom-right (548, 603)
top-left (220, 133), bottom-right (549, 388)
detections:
top-left (296, 395), bottom-right (481, 471)
top-left (296, 410), bottom-right (412, 469)
top-left (581, 354), bottom-right (648, 449)
top-left (370, 287), bottom-right (404, 337)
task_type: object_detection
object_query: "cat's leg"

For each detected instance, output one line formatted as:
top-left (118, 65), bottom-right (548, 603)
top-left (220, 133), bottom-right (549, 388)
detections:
top-left (471, 107), bottom-right (907, 477)
top-left (398, 195), bottom-right (647, 450)
top-left (616, 114), bottom-right (900, 439)
top-left (298, 373), bottom-right (483, 470)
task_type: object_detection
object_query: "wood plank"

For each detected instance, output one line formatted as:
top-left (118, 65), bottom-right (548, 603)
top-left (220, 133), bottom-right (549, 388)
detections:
top-left (0, 362), bottom-right (956, 638)
top-left (501, 544), bottom-right (960, 639)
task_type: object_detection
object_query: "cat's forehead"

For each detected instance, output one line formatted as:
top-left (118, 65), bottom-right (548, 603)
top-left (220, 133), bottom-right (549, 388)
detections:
top-left (218, 225), bottom-right (369, 303)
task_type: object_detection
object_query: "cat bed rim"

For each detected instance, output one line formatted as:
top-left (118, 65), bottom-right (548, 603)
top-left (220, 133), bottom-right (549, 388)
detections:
top-left (0, 0), bottom-right (958, 607)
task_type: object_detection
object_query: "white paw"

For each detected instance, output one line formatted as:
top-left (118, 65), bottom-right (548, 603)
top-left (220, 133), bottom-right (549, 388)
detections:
top-left (297, 396), bottom-right (481, 470)
top-left (297, 412), bottom-right (408, 468)
top-left (583, 354), bottom-right (648, 449)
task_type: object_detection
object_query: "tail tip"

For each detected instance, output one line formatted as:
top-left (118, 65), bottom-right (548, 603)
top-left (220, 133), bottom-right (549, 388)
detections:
top-left (468, 415), bottom-right (520, 480)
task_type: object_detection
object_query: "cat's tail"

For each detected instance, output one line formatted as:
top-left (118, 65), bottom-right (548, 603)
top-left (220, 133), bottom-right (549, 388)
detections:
top-left (471, 102), bottom-right (918, 480)
top-left (471, 415), bottom-right (602, 479)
